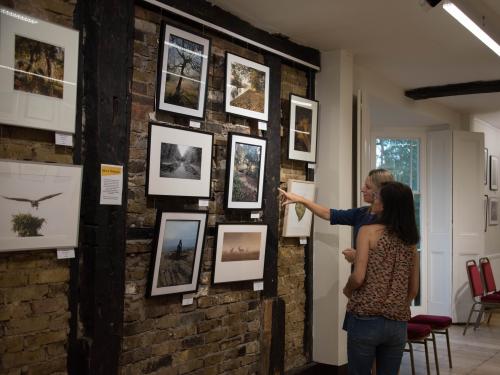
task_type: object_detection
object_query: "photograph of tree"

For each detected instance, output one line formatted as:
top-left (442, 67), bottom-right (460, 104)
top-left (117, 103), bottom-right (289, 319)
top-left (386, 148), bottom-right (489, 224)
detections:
top-left (221, 232), bottom-right (261, 262)
top-left (14, 35), bottom-right (64, 99)
top-left (159, 142), bottom-right (202, 180)
top-left (293, 106), bottom-right (312, 152)
top-left (164, 34), bottom-right (203, 110)
top-left (229, 61), bottom-right (265, 113)
top-left (157, 219), bottom-right (200, 287)
top-left (232, 142), bottom-right (261, 202)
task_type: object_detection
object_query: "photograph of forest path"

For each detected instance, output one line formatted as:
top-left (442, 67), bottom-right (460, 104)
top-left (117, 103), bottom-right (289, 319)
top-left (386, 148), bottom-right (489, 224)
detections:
top-left (229, 62), bottom-right (265, 113)
top-left (159, 142), bottom-right (202, 180)
top-left (157, 220), bottom-right (199, 288)
top-left (232, 143), bottom-right (261, 202)
top-left (14, 35), bottom-right (65, 99)
top-left (164, 34), bottom-right (203, 109)
top-left (221, 232), bottom-right (261, 262)
top-left (294, 106), bottom-right (312, 152)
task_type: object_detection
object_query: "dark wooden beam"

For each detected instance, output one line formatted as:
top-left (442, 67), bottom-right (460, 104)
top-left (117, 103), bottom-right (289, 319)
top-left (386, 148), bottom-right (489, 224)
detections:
top-left (141, 0), bottom-right (320, 69)
top-left (70, 0), bottom-right (134, 374)
top-left (405, 80), bottom-right (500, 100)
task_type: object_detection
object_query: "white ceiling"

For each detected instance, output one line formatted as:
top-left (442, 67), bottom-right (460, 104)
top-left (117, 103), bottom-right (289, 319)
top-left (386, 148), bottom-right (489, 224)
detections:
top-left (210, 0), bottom-right (500, 127)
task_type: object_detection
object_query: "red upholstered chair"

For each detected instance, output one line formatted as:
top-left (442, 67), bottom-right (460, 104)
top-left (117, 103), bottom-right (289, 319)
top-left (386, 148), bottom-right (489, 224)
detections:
top-left (405, 323), bottom-right (434, 375)
top-left (410, 314), bottom-right (452, 372)
top-left (479, 257), bottom-right (500, 324)
top-left (464, 259), bottom-right (500, 335)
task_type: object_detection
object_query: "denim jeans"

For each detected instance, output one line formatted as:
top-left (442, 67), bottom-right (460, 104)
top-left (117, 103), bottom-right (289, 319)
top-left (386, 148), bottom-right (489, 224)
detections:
top-left (346, 313), bottom-right (407, 375)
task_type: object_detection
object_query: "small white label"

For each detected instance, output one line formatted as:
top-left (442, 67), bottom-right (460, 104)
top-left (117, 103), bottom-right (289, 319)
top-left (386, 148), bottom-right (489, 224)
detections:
top-left (253, 281), bottom-right (264, 291)
top-left (125, 283), bottom-right (137, 295)
top-left (258, 122), bottom-right (267, 131)
top-left (189, 120), bottom-right (201, 129)
top-left (300, 237), bottom-right (308, 245)
top-left (182, 293), bottom-right (195, 306)
top-left (308, 163), bottom-right (316, 170)
top-left (57, 248), bottom-right (75, 259)
top-left (250, 211), bottom-right (261, 219)
top-left (198, 199), bottom-right (209, 207)
top-left (55, 132), bottom-right (73, 147)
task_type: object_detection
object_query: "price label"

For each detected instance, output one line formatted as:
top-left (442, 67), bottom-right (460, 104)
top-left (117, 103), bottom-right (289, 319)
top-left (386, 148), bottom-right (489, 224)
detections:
top-left (182, 293), bottom-right (195, 306)
top-left (258, 122), bottom-right (267, 131)
top-left (308, 163), bottom-right (316, 170)
top-left (253, 281), bottom-right (264, 291)
top-left (57, 248), bottom-right (75, 259)
top-left (299, 237), bottom-right (308, 245)
top-left (250, 211), bottom-right (261, 219)
top-left (198, 199), bottom-right (209, 207)
top-left (189, 120), bottom-right (201, 128)
top-left (55, 132), bottom-right (73, 147)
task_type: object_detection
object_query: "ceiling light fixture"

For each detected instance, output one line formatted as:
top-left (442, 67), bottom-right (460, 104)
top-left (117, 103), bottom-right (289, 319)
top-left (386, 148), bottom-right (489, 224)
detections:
top-left (442, 0), bottom-right (500, 57)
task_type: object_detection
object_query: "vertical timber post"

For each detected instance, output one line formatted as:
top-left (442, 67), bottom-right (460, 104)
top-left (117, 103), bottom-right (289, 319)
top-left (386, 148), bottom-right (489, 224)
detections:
top-left (71, 0), bottom-right (134, 373)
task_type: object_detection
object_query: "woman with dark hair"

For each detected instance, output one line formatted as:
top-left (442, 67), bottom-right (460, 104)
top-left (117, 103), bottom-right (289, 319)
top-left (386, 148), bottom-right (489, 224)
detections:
top-left (343, 181), bottom-right (420, 375)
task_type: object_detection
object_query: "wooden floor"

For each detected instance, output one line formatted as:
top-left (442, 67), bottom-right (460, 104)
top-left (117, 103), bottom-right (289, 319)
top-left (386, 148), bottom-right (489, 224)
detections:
top-left (400, 316), bottom-right (500, 374)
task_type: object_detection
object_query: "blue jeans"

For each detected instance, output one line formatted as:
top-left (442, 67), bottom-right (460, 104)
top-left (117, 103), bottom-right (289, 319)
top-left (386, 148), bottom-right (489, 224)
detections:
top-left (346, 313), bottom-right (407, 375)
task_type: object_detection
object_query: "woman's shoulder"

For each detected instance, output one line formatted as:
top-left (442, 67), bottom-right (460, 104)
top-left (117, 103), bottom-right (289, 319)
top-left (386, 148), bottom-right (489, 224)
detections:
top-left (358, 223), bottom-right (385, 237)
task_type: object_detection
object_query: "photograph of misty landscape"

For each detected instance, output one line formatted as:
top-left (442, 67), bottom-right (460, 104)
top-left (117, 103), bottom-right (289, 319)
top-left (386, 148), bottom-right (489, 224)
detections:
top-left (294, 106), bottom-right (312, 152)
top-left (157, 219), bottom-right (200, 288)
top-left (159, 142), bottom-right (202, 180)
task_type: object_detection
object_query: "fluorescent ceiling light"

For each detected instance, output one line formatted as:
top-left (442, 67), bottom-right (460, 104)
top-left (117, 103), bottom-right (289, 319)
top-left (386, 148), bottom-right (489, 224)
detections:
top-left (443, 1), bottom-right (500, 57)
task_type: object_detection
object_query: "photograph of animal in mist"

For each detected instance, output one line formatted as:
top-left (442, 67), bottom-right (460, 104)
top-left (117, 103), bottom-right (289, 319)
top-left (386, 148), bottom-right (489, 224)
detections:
top-left (231, 142), bottom-right (261, 202)
top-left (221, 231), bottom-right (261, 262)
top-left (14, 35), bottom-right (65, 99)
top-left (159, 142), bottom-right (202, 180)
top-left (156, 219), bottom-right (200, 288)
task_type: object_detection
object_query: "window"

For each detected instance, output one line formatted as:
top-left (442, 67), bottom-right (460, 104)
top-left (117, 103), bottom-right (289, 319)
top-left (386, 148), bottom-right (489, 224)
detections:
top-left (375, 137), bottom-right (422, 305)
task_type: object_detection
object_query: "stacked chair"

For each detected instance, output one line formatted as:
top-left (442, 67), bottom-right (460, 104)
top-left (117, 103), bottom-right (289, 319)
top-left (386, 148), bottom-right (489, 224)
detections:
top-left (464, 259), bottom-right (500, 335)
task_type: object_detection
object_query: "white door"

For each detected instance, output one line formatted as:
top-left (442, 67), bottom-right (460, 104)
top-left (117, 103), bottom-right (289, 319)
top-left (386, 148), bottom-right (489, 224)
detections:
top-left (452, 131), bottom-right (485, 322)
top-left (427, 130), bottom-right (453, 316)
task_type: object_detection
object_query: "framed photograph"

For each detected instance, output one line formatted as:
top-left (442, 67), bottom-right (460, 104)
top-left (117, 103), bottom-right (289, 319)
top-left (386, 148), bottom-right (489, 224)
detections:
top-left (213, 224), bottom-right (267, 284)
top-left (490, 155), bottom-right (498, 191)
top-left (0, 7), bottom-right (79, 133)
top-left (0, 159), bottom-right (82, 252)
top-left (157, 23), bottom-right (210, 118)
top-left (225, 52), bottom-right (269, 121)
top-left (283, 180), bottom-right (315, 237)
top-left (484, 148), bottom-right (488, 185)
top-left (484, 195), bottom-right (489, 232)
top-left (488, 197), bottom-right (498, 226)
top-left (148, 211), bottom-right (207, 296)
top-left (146, 123), bottom-right (213, 198)
top-left (288, 94), bottom-right (318, 163)
top-left (225, 132), bottom-right (267, 210)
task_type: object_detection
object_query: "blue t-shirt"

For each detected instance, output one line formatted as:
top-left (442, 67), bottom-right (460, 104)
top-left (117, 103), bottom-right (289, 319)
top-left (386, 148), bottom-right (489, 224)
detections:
top-left (330, 206), bottom-right (375, 244)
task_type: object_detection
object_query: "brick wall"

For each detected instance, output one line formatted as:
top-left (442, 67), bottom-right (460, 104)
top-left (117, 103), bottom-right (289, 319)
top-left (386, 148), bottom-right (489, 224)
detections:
top-left (122, 4), bottom-right (312, 375)
top-left (0, 1), bottom-right (76, 373)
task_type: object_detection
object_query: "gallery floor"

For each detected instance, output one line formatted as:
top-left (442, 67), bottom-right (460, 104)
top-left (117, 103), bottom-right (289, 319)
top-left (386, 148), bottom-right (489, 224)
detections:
top-left (399, 315), bottom-right (500, 374)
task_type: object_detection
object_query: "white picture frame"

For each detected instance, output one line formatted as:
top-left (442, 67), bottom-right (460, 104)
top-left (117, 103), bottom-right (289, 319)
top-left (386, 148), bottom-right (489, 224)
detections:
top-left (213, 224), bottom-right (267, 284)
top-left (146, 123), bottom-right (213, 198)
top-left (148, 211), bottom-right (207, 296)
top-left (0, 7), bottom-right (79, 133)
top-left (224, 52), bottom-right (269, 121)
top-left (288, 94), bottom-right (318, 163)
top-left (225, 132), bottom-right (267, 210)
top-left (490, 155), bottom-right (498, 191)
top-left (488, 197), bottom-right (498, 226)
top-left (0, 159), bottom-right (82, 252)
top-left (157, 23), bottom-right (210, 119)
top-left (282, 180), bottom-right (315, 237)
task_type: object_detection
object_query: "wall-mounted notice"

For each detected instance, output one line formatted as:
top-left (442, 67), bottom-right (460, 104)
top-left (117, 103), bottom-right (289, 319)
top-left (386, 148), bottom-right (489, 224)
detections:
top-left (100, 164), bottom-right (123, 205)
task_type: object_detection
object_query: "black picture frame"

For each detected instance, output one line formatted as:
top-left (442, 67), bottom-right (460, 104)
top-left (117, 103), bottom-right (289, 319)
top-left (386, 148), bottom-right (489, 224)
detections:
top-left (224, 132), bottom-right (267, 210)
top-left (156, 22), bottom-right (211, 119)
top-left (147, 210), bottom-right (207, 297)
top-left (224, 52), bottom-right (270, 121)
top-left (212, 223), bottom-right (268, 284)
top-left (146, 122), bottom-right (213, 198)
top-left (288, 94), bottom-right (319, 163)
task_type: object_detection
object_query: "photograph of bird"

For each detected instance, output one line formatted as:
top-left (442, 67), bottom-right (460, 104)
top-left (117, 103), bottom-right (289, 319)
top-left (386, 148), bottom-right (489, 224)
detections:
top-left (1, 192), bottom-right (63, 209)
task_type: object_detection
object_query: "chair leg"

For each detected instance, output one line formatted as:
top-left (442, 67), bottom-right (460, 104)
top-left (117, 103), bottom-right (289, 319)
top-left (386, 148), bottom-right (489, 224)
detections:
top-left (424, 339), bottom-right (431, 375)
top-left (474, 305), bottom-right (485, 330)
top-left (464, 303), bottom-right (477, 335)
top-left (430, 332), bottom-right (440, 375)
top-left (408, 342), bottom-right (416, 375)
top-left (445, 328), bottom-right (453, 368)
top-left (487, 311), bottom-right (493, 325)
